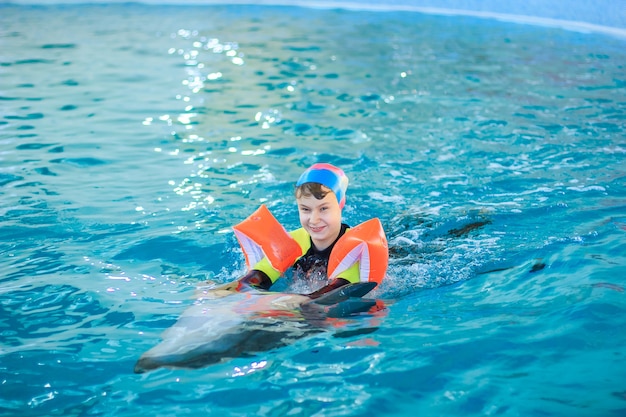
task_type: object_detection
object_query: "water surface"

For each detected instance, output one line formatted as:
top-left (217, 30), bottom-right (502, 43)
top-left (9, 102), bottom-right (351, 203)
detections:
top-left (1, 3), bottom-right (625, 416)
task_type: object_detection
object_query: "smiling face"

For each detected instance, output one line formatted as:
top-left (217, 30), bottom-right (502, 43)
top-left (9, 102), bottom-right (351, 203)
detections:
top-left (296, 185), bottom-right (342, 251)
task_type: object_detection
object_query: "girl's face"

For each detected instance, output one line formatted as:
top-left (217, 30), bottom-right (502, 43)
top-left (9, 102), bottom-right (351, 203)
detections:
top-left (296, 187), bottom-right (342, 251)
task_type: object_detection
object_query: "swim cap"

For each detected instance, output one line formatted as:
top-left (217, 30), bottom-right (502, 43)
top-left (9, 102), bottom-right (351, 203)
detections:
top-left (296, 163), bottom-right (349, 209)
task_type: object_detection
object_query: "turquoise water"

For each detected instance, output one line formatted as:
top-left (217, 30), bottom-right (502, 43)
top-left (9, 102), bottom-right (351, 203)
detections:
top-left (1, 3), bottom-right (625, 416)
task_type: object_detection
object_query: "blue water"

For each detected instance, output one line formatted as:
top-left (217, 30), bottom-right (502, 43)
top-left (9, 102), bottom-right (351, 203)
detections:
top-left (1, 3), bottom-right (625, 416)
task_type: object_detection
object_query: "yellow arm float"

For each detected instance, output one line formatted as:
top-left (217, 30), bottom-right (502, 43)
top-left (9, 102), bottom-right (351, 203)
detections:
top-left (327, 218), bottom-right (389, 284)
top-left (232, 205), bottom-right (302, 273)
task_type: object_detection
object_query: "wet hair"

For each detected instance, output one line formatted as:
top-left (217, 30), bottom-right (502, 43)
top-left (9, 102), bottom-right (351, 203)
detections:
top-left (295, 182), bottom-right (331, 201)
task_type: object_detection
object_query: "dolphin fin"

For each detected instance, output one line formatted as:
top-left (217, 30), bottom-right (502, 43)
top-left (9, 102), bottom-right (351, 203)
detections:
top-left (310, 282), bottom-right (377, 306)
top-left (326, 298), bottom-right (377, 318)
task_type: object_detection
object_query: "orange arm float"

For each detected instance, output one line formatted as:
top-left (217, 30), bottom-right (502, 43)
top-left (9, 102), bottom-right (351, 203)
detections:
top-left (232, 204), bottom-right (302, 273)
top-left (327, 218), bottom-right (389, 284)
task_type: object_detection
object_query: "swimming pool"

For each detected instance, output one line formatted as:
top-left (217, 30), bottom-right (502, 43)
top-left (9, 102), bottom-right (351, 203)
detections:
top-left (1, 2), bottom-right (625, 416)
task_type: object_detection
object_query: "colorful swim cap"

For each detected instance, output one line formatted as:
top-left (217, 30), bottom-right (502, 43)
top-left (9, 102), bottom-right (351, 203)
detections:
top-left (296, 163), bottom-right (349, 208)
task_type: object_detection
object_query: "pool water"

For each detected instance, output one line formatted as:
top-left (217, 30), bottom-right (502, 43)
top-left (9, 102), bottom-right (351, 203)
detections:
top-left (1, 3), bottom-right (625, 416)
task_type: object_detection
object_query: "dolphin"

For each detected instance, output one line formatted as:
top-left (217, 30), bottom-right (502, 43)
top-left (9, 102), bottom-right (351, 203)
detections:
top-left (134, 282), bottom-right (378, 373)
